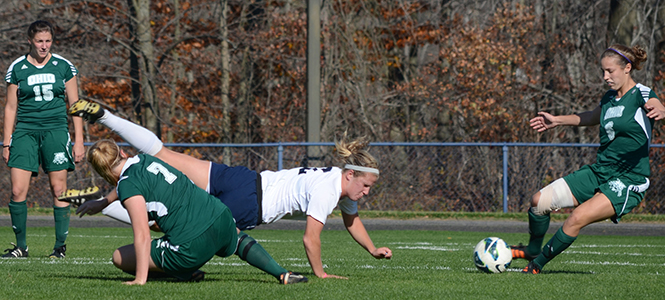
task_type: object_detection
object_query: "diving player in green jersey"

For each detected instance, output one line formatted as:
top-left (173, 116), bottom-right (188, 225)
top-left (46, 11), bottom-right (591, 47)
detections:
top-left (511, 44), bottom-right (665, 274)
top-left (2, 20), bottom-right (85, 258)
top-left (87, 139), bottom-right (307, 285)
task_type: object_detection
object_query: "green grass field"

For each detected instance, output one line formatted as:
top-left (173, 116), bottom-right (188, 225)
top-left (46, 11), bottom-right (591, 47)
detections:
top-left (1, 226), bottom-right (663, 300)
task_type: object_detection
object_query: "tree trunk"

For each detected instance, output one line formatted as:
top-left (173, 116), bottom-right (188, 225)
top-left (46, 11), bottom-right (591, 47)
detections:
top-left (127, 0), bottom-right (142, 123)
top-left (167, 0), bottom-right (183, 143)
top-left (220, 0), bottom-right (231, 165)
top-left (132, 0), bottom-right (159, 137)
top-left (608, 0), bottom-right (638, 45)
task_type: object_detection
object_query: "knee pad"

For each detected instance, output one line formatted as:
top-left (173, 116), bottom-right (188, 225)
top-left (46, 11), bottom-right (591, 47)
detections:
top-left (235, 232), bottom-right (256, 260)
top-left (532, 178), bottom-right (574, 216)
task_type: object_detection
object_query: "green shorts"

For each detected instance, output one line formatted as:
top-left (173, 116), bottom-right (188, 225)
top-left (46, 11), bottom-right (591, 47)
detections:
top-left (150, 207), bottom-right (238, 280)
top-left (563, 164), bottom-right (649, 222)
top-left (8, 129), bottom-right (75, 176)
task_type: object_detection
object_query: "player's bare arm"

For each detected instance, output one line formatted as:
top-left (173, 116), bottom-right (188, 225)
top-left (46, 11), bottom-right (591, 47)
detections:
top-left (123, 196), bottom-right (153, 285)
top-left (645, 97), bottom-right (665, 120)
top-left (342, 211), bottom-right (392, 259)
top-left (304, 216), bottom-right (348, 279)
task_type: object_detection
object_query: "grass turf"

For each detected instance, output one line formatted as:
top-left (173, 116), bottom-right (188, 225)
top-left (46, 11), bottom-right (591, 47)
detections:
top-left (1, 226), bottom-right (663, 299)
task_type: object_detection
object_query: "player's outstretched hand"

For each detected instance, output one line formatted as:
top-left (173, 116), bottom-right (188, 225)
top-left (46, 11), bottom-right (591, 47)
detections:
top-left (645, 103), bottom-right (665, 120)
top-left (76, 198), bottom-right (109, 217)
top-left (371, 247), bottom-right (392, 259)
top-left (529, 111), bottom-right (556, 132)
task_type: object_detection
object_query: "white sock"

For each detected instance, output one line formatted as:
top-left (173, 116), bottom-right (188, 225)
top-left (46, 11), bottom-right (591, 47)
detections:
top-left (97, 110), bottom-right (163, 155)
top-left (102, 201), bottom-right (132, 225)
top-left (102, 201), bottom-right (155, 227)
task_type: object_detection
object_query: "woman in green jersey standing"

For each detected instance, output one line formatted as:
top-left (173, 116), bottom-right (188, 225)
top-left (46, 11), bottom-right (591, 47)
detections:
top-left (2, 20), bottom-right (85, 258)
top-left (511, 44), bottom-right (665, 274)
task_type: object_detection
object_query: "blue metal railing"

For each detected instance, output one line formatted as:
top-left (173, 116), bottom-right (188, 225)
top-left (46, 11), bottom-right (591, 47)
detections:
top-left (69, 141), bottom-right (665, 212)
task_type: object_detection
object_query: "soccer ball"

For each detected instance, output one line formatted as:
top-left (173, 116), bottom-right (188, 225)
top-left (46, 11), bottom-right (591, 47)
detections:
top-left (473, 237), bottom-right (512, 273)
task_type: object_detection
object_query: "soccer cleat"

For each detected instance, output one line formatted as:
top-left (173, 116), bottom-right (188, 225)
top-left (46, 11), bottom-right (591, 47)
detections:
top-left (279, 272), bottom-right (308, 284)
top-left (68, 99), bottom-right (104, 123)
top-left (2, 243), bottom-right (29, 258)
top-left (521, 261), bottom-right (541, 274)
top-left (58, 186), bottom-right (102, 206)
top-left (510, 243), bottom-right (538, 261)
top-left (49, 245), bottom-right (66, 258)
top-left (180, 270), bottom-right (205, 282)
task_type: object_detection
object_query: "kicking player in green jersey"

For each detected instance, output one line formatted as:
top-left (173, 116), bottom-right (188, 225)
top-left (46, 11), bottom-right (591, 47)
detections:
top-left (511, 44), bottom-right (665, 274)
top-left (2, 20), bottom-right (86, 258)
top-left (87, 139), bottom-right (307, 285)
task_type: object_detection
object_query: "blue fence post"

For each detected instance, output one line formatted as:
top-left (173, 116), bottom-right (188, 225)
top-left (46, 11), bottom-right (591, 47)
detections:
top-left (502, 143), bottom-right (508, 213)
top-left (278, 142), bottom-right (284, 170)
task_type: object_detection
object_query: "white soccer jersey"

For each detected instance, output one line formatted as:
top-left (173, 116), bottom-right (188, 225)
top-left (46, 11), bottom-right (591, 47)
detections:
top-left (260, 166), bottom-right (358, 224)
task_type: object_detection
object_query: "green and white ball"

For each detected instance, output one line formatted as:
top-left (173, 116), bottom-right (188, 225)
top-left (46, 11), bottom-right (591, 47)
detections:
top-left (473, 237), bottom-right (512, 273)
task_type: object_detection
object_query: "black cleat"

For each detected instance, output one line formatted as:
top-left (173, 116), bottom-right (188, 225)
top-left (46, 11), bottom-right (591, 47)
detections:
top-left (181, 270), bottom-right (205, 282)
top-left (280, 272), bottom-right (308, 284)
top-left (510, 243), bottom-right (539, 261)
top-left (521, 261), bottom-right (542, 274)
top-left (49, 245), bottom-right (66, 258)
top-left (2, 243), bottom-right (29, 258)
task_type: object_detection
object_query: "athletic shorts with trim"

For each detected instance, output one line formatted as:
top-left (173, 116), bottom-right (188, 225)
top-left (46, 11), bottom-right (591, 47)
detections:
top-left (563, 164), bottom-right (648, 223)
top-left (150, 207), bottom-right (238, 280)
top-left (8, 129), bottom-right (74, 176)
top-left (209, 162), bottom-right (260, 230)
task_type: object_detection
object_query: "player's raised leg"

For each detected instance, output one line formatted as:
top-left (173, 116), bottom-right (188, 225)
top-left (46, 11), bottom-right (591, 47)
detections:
top-left (68, 99), bottom-right (210, 190)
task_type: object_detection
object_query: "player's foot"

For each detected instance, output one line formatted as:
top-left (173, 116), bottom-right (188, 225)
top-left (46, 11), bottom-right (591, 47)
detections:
top-left (279, 272), bottom-right (308, 284)
top-left (521, 261), bottom-right (541, 274)
top-left (49, 245), bottom-right (66, 258)
top-left (58, 186), bottom-right (102, 206)
top-left (510, 243), bottom-right (538, 261)
top-left (2, 243), bottom-right (29, 258)
top-left (181, 270), bottom-right (205, 282)
top-left (68, 99), bottom-right (104, 123)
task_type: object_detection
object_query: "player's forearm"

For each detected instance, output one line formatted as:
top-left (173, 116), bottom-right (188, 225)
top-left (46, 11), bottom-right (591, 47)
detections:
top-left (106, 190), bottom-right (119, 202)
top-left (343, 213), bottom-right (376, 253)
top-left (72, 116), bottom-right (84, 143)
top-left (303, 235), bottom-right (325, 277)
top-left (3, 106), bottom-right (16, 144)
top-left (133, 236), bottom-right (151, 284)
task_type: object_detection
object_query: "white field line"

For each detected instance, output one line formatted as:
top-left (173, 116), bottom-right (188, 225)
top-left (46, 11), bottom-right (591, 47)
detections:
top-left (393, 241), bottom-right (665, 258)
top-left (563, 260), bottom-right (665, 267)
top-left (4, 240), bottom-right (663, 273)
top-left (26, 233), bottom-right (132, 239)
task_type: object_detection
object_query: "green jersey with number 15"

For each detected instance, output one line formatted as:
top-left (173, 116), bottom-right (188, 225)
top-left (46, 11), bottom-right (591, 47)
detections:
top-left (5, 54), bottom-right (77, 131)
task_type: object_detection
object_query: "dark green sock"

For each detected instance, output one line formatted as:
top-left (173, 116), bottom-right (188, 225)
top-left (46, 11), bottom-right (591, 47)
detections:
top-left (235, 232), bottom-right (288, 279)
top-left (9, 200), bottom-right (28, 249)
top-left (53, 205), bottom-right (71, 249)
top-left (534, 227), bottom-right (577, 269)
top-left (527, 209), bottom-right (550, 255)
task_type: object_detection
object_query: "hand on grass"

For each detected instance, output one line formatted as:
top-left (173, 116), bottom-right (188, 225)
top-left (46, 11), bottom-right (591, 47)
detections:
top-left (323, 273), bottom-right (348, 280)
top-left (371, 247), bottom-right (392, 259)
top-left (123, 279), bottom-right (146, 285)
